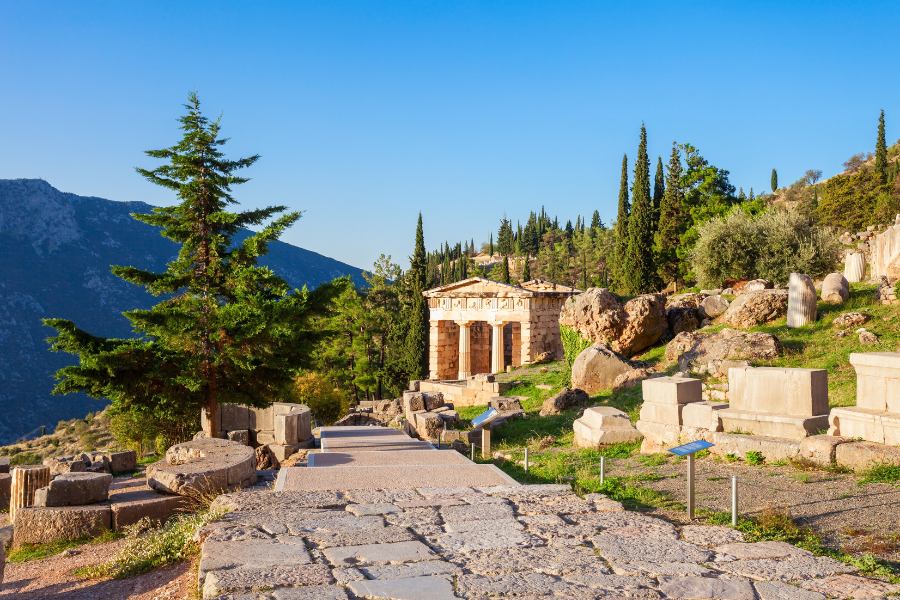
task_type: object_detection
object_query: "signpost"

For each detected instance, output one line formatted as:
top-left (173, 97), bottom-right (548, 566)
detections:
top-left (471, 408), bottom-right (501, 460)
top-left (667, 440), bottom-right (714, 520)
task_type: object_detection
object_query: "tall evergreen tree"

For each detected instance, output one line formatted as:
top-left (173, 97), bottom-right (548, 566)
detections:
top-left (411, 213), bottom-right (427, 290)
top-left (43, 93), bottom-right (340, 439)
top-left (654, 142), bottom-right (685, 285)
top-left (403, 214), bottom-right (429, 378)
top-left (500, 256), bottom-right (510, 284)
top-left (875, 109), bottom-right (888, 185)
top-left (497, 217), bottom-right (514, 256)
top-left (489, 232), bottom-right (494, 256)
top-left (771, 169), bottom-right (778, 192)
top-left (612, 154), bottom-right (630, 291)
top-left (653, 156), bottom-right (664, 218)
top-left (522, 259), bottom-right (531, 282)
top-left (624, 123), bottom-right (656, 294)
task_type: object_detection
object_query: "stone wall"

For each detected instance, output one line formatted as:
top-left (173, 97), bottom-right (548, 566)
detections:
top-left (201, 402), bottom-right (313, 461)
top-left (419, 377), bottom-right (512, 407)
top-left (471, 322), bottom-right (491, 376)
top-left (429, 320), bottom-right (460, 380)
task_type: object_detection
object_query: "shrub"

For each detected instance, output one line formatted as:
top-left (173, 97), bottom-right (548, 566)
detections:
top-left (72, 420), bottom-right (89, 435)
top-left (560, 325), bottom-right (593, 368)
top-left (745, 450), bottom-right (765, 465)
top-left (289, 372), bottom-right (351, 425)
top-left (818, 167), bottom-right (892, 232)
top-left (55, 420), bottom-right (68, 433)
top-left (11, 452), bottom-right (42, 466)
top-left (690, 208), bottom-right (840, 287)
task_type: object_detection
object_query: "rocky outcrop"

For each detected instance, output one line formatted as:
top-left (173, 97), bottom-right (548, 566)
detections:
top-left (665, 328), bottom-right (782, 373)
top-left (559, 289), bottom-right (667, 356)
top-left (255, 445), bottom-right (280, 470)
top-left (539, 388), bottom-right (590, 416)
top-left (722, 290), bottom-right (789, 329)
top-left (570, 344), bottom-right (633, 395)
top-left (666, 293), bottom-right (707, 309)
top-left (787, 273), bottom-right (817, 328)
top-left (821, 273), bottom-right (850, 304)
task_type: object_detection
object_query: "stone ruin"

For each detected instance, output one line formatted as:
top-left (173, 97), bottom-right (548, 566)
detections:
top-left (829, 352), bottom-right (900, 445)
top-left (43, 449), bottom-right (137, 477)
top-left (574, 406), bottom-right (642, 448)
top-left (402, 389), bottom-right (462, 440)
top-left (200, 401), bottom-right (313, 461)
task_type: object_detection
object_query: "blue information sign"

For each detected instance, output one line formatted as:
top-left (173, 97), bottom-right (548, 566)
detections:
top-left (667, 440), bottom-right (714, 456)
top-left (471, 408), bottom-right (500, 429)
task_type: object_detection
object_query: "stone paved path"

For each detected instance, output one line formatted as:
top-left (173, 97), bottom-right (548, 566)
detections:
top-left (198, 426), bottom-right (900, 599)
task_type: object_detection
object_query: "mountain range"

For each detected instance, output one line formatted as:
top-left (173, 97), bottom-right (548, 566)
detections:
top-left (0, 179), bottom-right (365, 445)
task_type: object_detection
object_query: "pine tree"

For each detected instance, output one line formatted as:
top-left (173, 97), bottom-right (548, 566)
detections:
top-left (738, 187), bottom-right (746, 200)
top-left (613, 154), bottom-right (630, 291)
top-left (749, 187), bottom-right (755, 201)
top-left (43, 93), bottom-right (340, 439)
top-left (591, 210), bottom-right (600, 229)
top-left (654, 142), bottom-right (685, 286)
top-left (771, 169), bottom-right (778, 192)
top-left (522, 259), bottom-right (531, 282)
top-left (624, 123), bottom-right (656, 294)
top-left (581, 247), bottom-right (588, 290)
top-left (497, 217), bottom-right (514, 256)
top-left (500, 256), bottom-right (510, 284)
top-left (875, 109), bottom-right (888, 185)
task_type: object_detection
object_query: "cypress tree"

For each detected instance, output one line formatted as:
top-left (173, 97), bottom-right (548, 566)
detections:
top-left (591, 210), bottom-right (600, 228)
top-left (497, 217), bottom-right (514, 256)
top-left (613, 154), bottom-right (630, 292)
top-left (489, 232), bottom-right (494, 257)
top-left (624, 123), bottom-right (656, 294)
top-left (581, 248), bottom-right (588, 290)
top-left (771, 169), bottom-right (778, 192)
top-left (875, 109), bottom-right (888, 184)
top-left (411, 213), bottom-right (427, 290)
top-left (500, 256), bottom-right (510, 284)
top-left (654, 142), bottom-right (685, 286)
top-left (405, 215), bottom-right (430, 378)
top-left (522, 259), bottom-right (531, 282)
top-left (653, 156), bottom-right (664, 218)
top-left (43, 92), bottom-right (340, 439)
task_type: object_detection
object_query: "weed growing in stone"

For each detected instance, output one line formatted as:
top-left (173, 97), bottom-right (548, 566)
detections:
top-left (858, 461), bottom-right (900, 486)
top-left (745, 451), bottom-right (765, 465)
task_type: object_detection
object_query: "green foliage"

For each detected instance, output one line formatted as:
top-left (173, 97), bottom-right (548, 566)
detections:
top-left (818, 167), bottom-right (894, 232)
top-left (560, 325), bottom-right (592, 368)
top-left (613, 154), bottom-right (630, 292)
top-left (522, 259), bottom-right (531, 282)
top-left (771, 168), bottom-right (778, 192)
top-left (10, 452), bottom-right (42, 466)
top-left (690, 207), bottom-right (841, 287)
top-left (623, 124), bottom-right (658, 294)
top-left (9, 529), bottom-right (120, 563)
top-left (43, 92), bottom-right (341, 439)
top-left (497, 216), bottom-right (515, 256)
top-left (875, 110), bottom-right (888, 184)
top-left (500, 256), bottom-right (510, 284)
top-left (289, 372), bottom-right (351, 425)
top-left (654, 142), bottom-right (686, 285)
top-left (745, 450), bottom-right (765, 465)
top-left (858, 460), bottom-right (900, 486)
top-left (677, 143), bottom-right (738, 264)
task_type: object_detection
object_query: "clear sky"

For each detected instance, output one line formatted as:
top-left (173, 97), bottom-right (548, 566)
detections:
top-left (2, 1), bottom-right (898, 271)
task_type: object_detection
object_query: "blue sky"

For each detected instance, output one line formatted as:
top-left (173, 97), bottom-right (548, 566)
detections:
top-left (2, 1), bottom-right (898, 271)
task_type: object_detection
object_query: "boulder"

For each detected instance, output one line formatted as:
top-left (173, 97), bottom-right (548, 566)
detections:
top-left (450, 440), bottom-right (468, 455)
top-left (667, 307), bottom-right (699, 335)
top-left (539, 387), bottom-right (591, 416)
top-left (415, 412), bottom-right (445, 439)
top-left (255, 445), bottom-right (280, 470)
top-left (611, 368), bottom-right (654, 392)
top-left (821, 272), bottom-right (850, 303)
top-left (43, 456), bottom-right (87, 477)
top-left (665, 328), bottom-right (782, 373)
top-left (743, 279), bottom-right (774, 292)
top-left (570, 344), bottom-right (633, 395)
top-left (0, 458), bottom-right (9, 474)
top-left (666, 293), bottom-right (707, 309)
top-left (699, 295), bottom-right (729, 319)
top-left (859, 331), bottom-right (880, 344)
top-left (787, 273), bottom-right (817, 328)
top-left (559, 289), bottom-right (667, 356)
top-left (34, 472), bottom-right (112, 507)
top-left (147, 437), bottom-right (256, 496)
top-left (722, 289), bottom-right (789, 329)
top-left (833, 312), bottom-right (869, 328)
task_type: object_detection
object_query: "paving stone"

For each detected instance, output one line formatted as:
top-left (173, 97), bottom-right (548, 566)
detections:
top-left (202, 564), bottom-right (333, 598)
top-left (681, 525), bottom-right (745, 547)
top-left (658, 576), bottom-right (757, 599)
top-left (716, 556), bottom-right (858, 582)
top-left (288, 516), bottom-right (385, 535)
top-left (456, 572), bottom-right (597, 597)
top-left (476, 484), bottom-right (571, 495)
top-left (361, 559), bottom-right (462, 580)
top-left (443, 518), bottom-right (524, 533)
top-left (323, 540), bottom-right (438, 567)
top-left (395, 499), bottom-right (466, 509)
top-left (568, 511), bottom-right (678, 535)
top-left (513, 499), bottom-right (596, 515)
top-left (418, 486), bottom-right (476, 498)
top-left (429, 529), bottom-right (544, 553)
top-left (346, 503), bottom-right (401, 516)
top-left (212, 491), bottom-right (347, 512)
top-left (449, 546), bottom-right (610, 576)
top-left (385, 508), bottom-right (441, 527)
top-left (602, 524), bottom-right (679, 539)
top-left (517, 514), bottom-right (566, 527)
top-left (349, 574), bottom-right (458, 600)
top-left (305, 526), bottom-right (416, 549)
top-left (440, 503), bottom-right (513, 521)
top-left (460, 494), bottom-right (509, 504)
top-left (346, 489), bottom-right (423, 504)
top-left (592, 533), bottom-right (713, 563)
top-left (409, 524), bottom-right (444, 536)
top-left (204, 524), bottom-right (272, 543)
top-left (213, 594), bottom-right (272, 600)
top-left (797, 574), bottom-right (900, 598)
top-left (273, 586), bottom-right (349, 600)
top-left (522, 523), bottom-right (598, 541)
top-left (716, 541), bottom-right (812, 560)
top-left (224, 509), bottom-right (351, 534)
top-left (753, 581), bottom-right (825, 600)
top-left (199, 539), bottom-right (312, 585)
top-left (331, 567), bottom-right (366, 583)
top-left (591, 498), bottom-right (625, 511)
top-left (610, 561), bottom-right (716, 577)
top-left (563, 573), bottom-right (658, 593)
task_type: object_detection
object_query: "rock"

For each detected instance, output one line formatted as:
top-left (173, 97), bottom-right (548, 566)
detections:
top-left (722, 289), bottom-right (789, 328)
top-left (570, 344), bottom-right (633, 395)
top-left (227, 429), bottom-right (250, 445)
top-left (146, 437), bottom-right (256, 496)
top-left (540, 388), bottom-right (590, 416)
top-left (0, 541), bottom-right (4, 589)
top-left (34, 472), bottom-right (112, 507)
top-left (414, 412), bottom-right (445, 439)
top-left (450, 440), bottom-right (468, 455)
top-left (844, 252), bottom-right (866, 283)
top-left (13, 504), bottom-right (112, 545)
top-left (859, 331), bottom-right (880, 344)
top-left (743, 279), bottom-right (774, 292)
top-left (107, 450), bottom-right (137, 474)
top-left (666, 293), bottom-right (707, 309)
top-left (787, 273), bottom-right (817, 328)
top-left (533, 351), bottom-right (554, 364)
top-left (0, 458), bottom-right (8, 474)
top-left (611, 368), bottom-right (653, 392)
top-left (256, 445), bottom-right (281, 470)
top-left (667, 307), bottom-right (699, 335)
top-left (43, 456), bottom-right (87, 477)
top-left (833, 312), bottom-right (869, 327)
top-left (0, 474), bottom-right (9, 510)
top-left (821, 272), bottom-right (850, 303)
top-left (799, 435), bottom-right (850, 465)
top-left (699, 295), bottom-right (729, 319)
top-left (539, 436), bottom-right (556, 449)
top-left (559, 289), bottom-right (668, 356)
top-left (665, 328), bottom-right (782, 373)
top-left (110, 487), bottom-right (187, 529)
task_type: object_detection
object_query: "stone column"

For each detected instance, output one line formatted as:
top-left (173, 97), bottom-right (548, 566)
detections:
top-left (491, 322), bottom-right (506, 374)
top-left (10, 465), bottom-right (50, 522)
top-left (844, 252), bottom-right (866, 283)
top-left (456, 321), bottom-right (473, 379)
top-left (787, 272), bottom-right (817, 328)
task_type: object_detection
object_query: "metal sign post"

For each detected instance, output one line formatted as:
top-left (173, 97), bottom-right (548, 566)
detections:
top-left (667, 440), bottom-right (714, 521)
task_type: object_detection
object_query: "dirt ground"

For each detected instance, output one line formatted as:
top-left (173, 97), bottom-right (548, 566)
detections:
top-left (610, 453), bottom-right (900, 562)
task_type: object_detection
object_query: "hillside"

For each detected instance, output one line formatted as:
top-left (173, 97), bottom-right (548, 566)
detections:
top-left (0, 178), bottom-right (365, 445)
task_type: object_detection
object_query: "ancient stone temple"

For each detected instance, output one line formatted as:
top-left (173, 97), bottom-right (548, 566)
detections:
top-left (423, 278), bottom-right (580, 379)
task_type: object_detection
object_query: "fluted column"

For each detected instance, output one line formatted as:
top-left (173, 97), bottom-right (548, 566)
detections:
top-left (10, 465), bottom-right (50, 522)
top-left (491, 322), bottom-right (506, 374)
top-left (787, 272), bottom-right (817, 328)
top-left (456, 321), bottom-right (473, 379)
top-left (844, 252), bottom-right (866, 283)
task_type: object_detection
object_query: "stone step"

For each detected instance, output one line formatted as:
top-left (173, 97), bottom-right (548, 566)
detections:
top-left (275, 464), bottom-right (517, 491)
top-left (309, 450), bottom-right (472, 468)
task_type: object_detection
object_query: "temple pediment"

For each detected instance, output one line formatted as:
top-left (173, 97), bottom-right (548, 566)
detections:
top-left (423, 277), bottom-right (580, 298)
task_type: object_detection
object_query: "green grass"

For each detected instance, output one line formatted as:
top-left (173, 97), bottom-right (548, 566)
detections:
top-left (858, 461), bottom-right (900, 487)
top-left (9, 529), bottom-right (121, 563)
top-left (745, 450), bottom-right (765, 466)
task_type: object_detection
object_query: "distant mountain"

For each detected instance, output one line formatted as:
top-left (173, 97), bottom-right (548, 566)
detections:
top-left (0, 179), bottom-right (365, 445)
